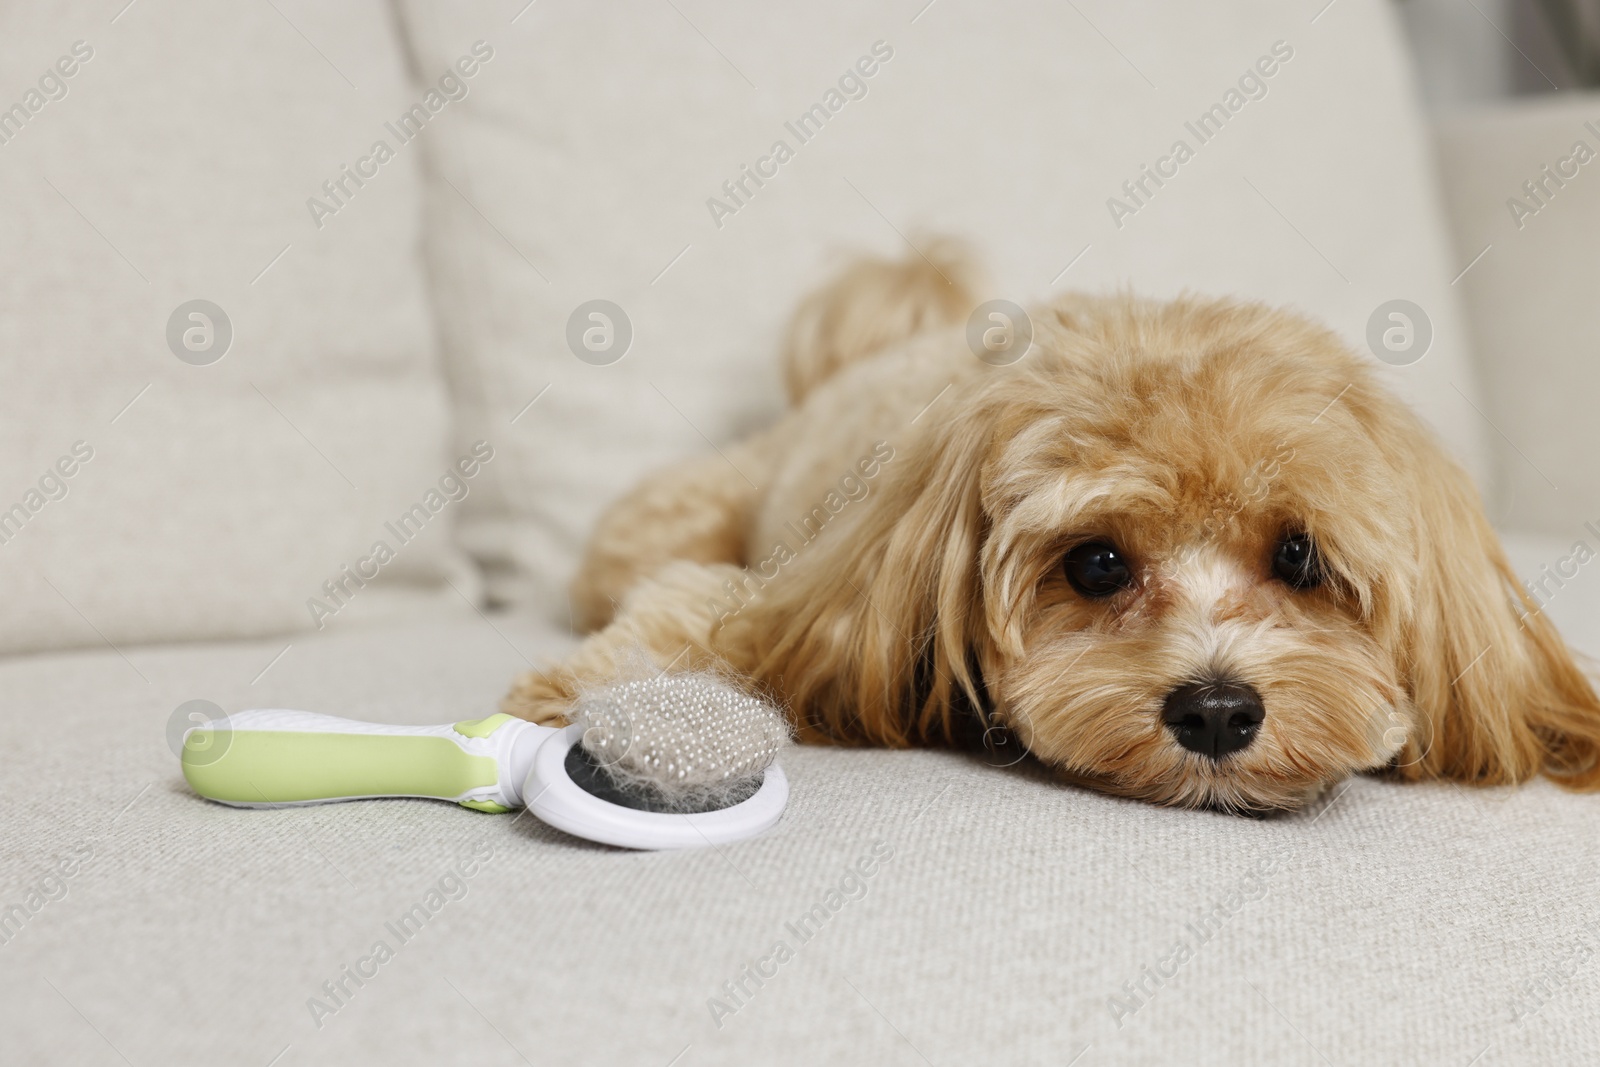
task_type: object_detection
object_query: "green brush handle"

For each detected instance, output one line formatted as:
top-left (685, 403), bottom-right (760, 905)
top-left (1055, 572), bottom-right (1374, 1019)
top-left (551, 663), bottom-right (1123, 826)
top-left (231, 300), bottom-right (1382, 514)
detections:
top-left (180, 709), bottom-right (555, 813)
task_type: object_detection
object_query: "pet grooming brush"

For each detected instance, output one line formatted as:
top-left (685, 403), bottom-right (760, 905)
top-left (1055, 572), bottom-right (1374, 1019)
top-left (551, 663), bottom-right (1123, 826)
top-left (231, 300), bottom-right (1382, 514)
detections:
top-left (179, 674), bottom-right (790, 850)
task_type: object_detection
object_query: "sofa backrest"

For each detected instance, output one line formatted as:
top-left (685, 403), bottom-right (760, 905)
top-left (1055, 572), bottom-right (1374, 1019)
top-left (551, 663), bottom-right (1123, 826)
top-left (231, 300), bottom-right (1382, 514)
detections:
top-left (0, 1), bottom-right (474, 654)
top-left (1436, 92), bottom-right (1600, 540)
top-left (0, 1), bottom-right (1496, 653)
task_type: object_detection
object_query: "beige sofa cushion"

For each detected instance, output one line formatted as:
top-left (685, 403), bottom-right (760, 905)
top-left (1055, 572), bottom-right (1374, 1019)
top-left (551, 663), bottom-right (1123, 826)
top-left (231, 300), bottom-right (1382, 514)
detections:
top-left (398, 0), bottom-right (1489, 618)
top-left (1435, 93), bottom-right (1600, 539)
top-left (0, 1), bottom-right (477, 653)
top-left (1, 608), bottom-right (1596, 1064)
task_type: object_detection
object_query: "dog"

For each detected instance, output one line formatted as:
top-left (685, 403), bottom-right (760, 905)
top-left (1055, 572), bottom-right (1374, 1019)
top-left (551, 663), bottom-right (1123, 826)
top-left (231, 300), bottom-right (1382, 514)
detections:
top-left (505, 241), bottom-right (1600, 813)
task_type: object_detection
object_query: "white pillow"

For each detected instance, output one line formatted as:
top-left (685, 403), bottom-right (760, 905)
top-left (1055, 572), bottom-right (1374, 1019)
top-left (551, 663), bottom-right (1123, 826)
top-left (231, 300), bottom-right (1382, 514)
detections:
top-left (399, 0), bottom-right (1488, 620)
top-left (0, 1), bottom-right (477, 653)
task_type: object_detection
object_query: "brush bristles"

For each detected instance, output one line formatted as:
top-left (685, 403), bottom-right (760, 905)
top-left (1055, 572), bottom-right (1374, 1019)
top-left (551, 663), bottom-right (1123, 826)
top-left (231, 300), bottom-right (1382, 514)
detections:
top-left (570, 673), bottom-right (790, 813)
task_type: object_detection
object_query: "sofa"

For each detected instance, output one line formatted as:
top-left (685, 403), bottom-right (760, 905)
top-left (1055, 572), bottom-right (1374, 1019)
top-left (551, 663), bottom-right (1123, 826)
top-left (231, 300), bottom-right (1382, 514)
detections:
top-left (2, 1), bottom-right (1597, 1063)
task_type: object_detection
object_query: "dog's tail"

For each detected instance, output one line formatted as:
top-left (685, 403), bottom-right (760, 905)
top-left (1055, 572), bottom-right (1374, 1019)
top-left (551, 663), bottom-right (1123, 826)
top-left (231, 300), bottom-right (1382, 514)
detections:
top-left (781, 237), bottom-right (982, 405)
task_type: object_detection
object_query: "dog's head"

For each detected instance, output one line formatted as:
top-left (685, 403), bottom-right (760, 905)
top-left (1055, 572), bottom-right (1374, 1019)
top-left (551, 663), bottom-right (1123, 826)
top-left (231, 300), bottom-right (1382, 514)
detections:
top-left (746, 295), bottom-right (1600, 811)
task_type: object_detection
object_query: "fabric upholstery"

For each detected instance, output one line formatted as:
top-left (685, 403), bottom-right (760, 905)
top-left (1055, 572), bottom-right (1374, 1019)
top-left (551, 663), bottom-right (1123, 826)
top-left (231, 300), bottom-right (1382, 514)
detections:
top-left (1435, 92), bottom-right (1600, 539)
top-left (0, 597), bottom-right (1596, 1065)
top-left (0, 0), bottom-right (475, 654)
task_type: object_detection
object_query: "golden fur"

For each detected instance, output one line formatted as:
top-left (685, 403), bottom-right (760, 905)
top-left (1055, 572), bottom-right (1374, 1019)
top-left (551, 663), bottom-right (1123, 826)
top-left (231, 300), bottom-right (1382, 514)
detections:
top-left (508, 242), bottom-right (1600, 812)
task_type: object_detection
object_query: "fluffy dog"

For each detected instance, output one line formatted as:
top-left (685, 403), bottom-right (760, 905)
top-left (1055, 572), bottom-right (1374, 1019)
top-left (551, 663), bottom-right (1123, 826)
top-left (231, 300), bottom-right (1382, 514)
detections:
top-left (505, 241), bottom-right (1600, 812)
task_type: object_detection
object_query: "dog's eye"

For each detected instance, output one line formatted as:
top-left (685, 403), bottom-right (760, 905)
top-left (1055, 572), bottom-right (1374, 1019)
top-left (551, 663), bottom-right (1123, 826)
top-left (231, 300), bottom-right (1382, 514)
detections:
top-left (1271, 533), bottom-right (1321, 589)
top-left (1064, 542), bottom-right (1132, 598)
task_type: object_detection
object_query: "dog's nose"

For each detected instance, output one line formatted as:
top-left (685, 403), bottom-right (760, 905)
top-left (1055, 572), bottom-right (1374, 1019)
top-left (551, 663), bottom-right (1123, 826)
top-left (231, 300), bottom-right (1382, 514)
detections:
top-left (1161, 682), bottom-right (1265, 759)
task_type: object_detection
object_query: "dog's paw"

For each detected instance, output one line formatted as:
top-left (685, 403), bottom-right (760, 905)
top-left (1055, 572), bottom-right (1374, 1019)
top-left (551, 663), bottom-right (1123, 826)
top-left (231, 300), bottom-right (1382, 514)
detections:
top-left (500, 669), bottom-right (577, 727)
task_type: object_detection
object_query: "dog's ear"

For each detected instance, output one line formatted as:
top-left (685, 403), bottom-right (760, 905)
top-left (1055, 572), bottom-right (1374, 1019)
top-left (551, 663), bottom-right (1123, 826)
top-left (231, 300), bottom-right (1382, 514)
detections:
top-left (733, 409), bottom-right (993, 747)
top-left (1391, 431), bottom-right (1600, 789)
